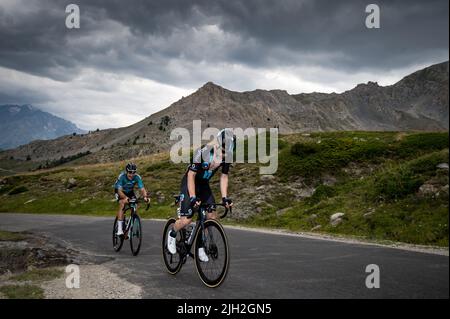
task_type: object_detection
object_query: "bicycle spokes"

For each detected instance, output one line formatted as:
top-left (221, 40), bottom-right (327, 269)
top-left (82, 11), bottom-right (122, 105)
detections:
top-left (195, 221), bottom-right (229, 287)
top-left (162, 219), bottom-right (184, 275)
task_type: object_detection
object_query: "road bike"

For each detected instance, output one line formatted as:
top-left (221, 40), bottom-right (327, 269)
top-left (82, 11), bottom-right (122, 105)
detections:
top-left (162, 197), bottom-right (231, 288)
top-left (113, 197), bottom-right (149, 256)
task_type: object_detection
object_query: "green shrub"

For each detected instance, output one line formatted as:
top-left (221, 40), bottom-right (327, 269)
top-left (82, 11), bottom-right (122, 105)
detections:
top-left (279, 137), bottom-right (388, 178)
top-left (0, 284), bottom-right (44, 299)
top-left (42, 151), bottom-right (91, 169)
top-left (290, 143), bottom-right (319, 157)
top-left (397, 133), bottom-right (449, 158)
top-left (278, 139), bottom-right (289, 150)
top-left (406, 150), bottom-right (449, 175)
top-left (0, 184), bottom-right (14, 195)
top-left (373, 166), bottom-right (423, 201)
top-left (8, 186), bottom-right (29, 195)
top-left (308, 184), bottom-right (336, 204)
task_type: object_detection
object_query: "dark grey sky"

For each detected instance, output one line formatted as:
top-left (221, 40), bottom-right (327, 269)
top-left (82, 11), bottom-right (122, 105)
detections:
top-left (0, 0), bottom-right (448, 129)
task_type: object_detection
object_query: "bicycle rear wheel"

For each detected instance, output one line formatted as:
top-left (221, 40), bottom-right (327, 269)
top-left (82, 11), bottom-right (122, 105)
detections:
top-left (162, 218), bottom-right (183, 275)
top-left (194, 220), bottom-right (229, 288)
top-left (112, 217), bottom-right (124, 252)
top-left (130, 214), bottom-right (142, 256)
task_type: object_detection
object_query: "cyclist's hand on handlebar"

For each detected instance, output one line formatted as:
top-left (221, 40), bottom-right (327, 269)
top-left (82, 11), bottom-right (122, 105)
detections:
top-left (222, 197), bottom-right (233, 209)
top-left (190, 196), bottom-right (201, 208)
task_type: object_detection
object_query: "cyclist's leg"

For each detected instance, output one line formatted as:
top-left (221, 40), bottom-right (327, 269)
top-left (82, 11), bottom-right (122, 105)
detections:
top-left (116, 190), bottom-right (134, 234)
top-left (115, 189), bottom-right (126, 219)
top-left (202, 184), bottom-right (217, 220)
top-left (168, 177), bottom-right (194, 253)
top-left (130, 192), bottom-right (137, 211)
top-left (173, 176), bottom-right (194, 231)
top-left (196, 184), bottom-right (215, 262)
top-left (115, 190), bottom-right (128, 235)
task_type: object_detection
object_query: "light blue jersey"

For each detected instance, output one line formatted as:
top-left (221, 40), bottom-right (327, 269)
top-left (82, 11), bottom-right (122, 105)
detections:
top-left (114, 171), bottom-right (144, 194)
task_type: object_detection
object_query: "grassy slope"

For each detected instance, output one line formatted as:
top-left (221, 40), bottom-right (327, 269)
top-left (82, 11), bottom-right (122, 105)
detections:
top-left (0, 132), bottom-right (448, 246)
top-left (245, 131), bottom-right (449, 246)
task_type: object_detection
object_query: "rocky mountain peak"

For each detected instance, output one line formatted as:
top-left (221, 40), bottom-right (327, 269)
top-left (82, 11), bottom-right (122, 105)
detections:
top-left (195, 81), bottom-right (227, 95)
top-left (353, 81), bottom-right (380, 91)
top-left (398, 61), bottom-right (449, 88)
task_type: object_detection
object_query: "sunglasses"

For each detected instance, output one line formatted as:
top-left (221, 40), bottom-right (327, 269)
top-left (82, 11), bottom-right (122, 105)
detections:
top-left (127, 171), bottom-right (136, 174)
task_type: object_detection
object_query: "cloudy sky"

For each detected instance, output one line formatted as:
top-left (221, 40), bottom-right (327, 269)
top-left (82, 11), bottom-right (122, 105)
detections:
top-left (0, 0), bottom-right (448, 130)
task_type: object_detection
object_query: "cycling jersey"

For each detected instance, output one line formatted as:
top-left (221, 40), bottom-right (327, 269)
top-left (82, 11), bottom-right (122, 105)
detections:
top-left (114, 171), bottom-right (144, 194)
top-left (179, 145), bottom-right (231, 217)
top-left (187, 145), bottom-right (230, 184)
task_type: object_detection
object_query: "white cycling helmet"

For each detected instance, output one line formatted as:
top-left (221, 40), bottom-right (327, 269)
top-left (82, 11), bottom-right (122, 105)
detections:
top-left (217, 128), bottom-right (236, 153)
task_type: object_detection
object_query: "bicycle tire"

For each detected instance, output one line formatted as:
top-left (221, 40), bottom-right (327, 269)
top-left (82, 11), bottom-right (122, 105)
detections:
top-left (113, 217), bottom-right (124, 252)
top-left (194, 219), bottom-right (229, 288)
top-left (162, 218), bottom-right (183, 275)
top-left (130, 213), bottom-right (142, 256)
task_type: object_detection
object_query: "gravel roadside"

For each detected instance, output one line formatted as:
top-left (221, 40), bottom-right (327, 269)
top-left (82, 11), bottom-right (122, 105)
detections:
top-left (42, 264), bottom-right (142, 299)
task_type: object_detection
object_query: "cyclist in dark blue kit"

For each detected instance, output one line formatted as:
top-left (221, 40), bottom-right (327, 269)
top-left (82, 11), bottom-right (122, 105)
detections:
top-left (114, 162), bottom-right (150, 236)
top-left (167, 129), bottom-right (236, 262)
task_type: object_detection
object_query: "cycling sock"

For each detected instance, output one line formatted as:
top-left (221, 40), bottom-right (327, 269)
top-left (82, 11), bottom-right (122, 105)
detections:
top-left (170, 229), bottom-right (177, 238)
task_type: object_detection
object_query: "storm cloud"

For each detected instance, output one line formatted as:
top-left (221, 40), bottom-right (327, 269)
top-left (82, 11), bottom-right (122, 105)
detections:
top-left (0, 0), bottom-right (448, 129)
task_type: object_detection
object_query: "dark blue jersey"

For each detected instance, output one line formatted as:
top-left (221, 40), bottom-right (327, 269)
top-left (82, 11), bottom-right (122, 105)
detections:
top-left (187, 145), bottom-right (230, 183)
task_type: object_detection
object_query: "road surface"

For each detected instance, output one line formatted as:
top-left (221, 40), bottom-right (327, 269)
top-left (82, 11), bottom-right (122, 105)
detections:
top-left (1, 213), bottom-right (448, 298)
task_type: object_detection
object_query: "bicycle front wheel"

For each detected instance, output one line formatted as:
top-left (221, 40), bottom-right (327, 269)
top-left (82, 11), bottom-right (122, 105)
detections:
top-left (130, 214), bottom-right (142, 256)
top-left (194, 220), bottom-right (229, 288)
top-left (162, 218), bottom-right (183, 275)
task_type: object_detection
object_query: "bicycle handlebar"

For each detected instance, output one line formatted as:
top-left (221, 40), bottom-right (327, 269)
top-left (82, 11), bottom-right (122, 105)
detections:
top-left (173, 196), bottom-right (232, 219)
top-left (199, 202), bottom-right (232, 219)
top-left (126, 198), bottom-right (150, 211)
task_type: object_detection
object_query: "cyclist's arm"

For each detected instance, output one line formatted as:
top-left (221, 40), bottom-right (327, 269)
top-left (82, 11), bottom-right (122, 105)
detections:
top-left (135, 175), bottom-right (148, 199)
top-left (187, 170), bottom-right (197, 198)
top-left (139, 187), bottom-right (148, 199)
top-left (220, 173), bottom-right (228, 198)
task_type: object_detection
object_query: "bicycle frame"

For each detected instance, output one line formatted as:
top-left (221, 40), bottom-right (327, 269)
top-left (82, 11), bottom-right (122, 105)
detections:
top-left (121, 203), bottom-right (136, 235)
top-left (121, 198), bottom-right (149, 236)
top-left (177, 202), bottom-right (231, 259)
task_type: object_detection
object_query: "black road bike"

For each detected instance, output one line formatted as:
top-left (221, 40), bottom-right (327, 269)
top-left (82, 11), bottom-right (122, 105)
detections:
top-left (162, 196), bottom-right (231, 288)
top-left (113, 197), bottom-right (149, 256)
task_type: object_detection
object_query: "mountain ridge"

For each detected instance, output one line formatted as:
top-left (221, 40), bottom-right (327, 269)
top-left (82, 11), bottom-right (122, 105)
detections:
top-left (0, 104), bottom-right (85, 150)
top-left (0, 61), bottom-right (448, 164)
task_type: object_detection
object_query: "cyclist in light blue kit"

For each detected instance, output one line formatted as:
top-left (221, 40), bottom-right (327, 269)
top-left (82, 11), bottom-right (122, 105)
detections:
top-left (114, 162), bottom-right (149, 236)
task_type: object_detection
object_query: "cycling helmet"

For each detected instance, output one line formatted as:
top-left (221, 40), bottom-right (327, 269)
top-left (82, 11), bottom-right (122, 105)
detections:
top-left (125, 162), bottom-right (137, 173)
top-left (217, 129), bottom-right (236, 153)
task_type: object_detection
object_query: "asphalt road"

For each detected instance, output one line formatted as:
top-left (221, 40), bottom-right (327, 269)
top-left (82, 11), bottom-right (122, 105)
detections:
top-left (1, 213), bottom-right (448, 298)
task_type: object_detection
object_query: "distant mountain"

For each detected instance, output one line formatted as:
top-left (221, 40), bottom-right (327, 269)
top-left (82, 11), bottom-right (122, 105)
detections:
top-left (0, 104), bottom-right (85, 150)
top-left (1, 61), bottom-right (448, 163)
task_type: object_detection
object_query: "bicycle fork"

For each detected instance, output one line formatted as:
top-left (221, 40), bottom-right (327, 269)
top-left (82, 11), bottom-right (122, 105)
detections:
top-left (123, 213), bottom-right (134, 238)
